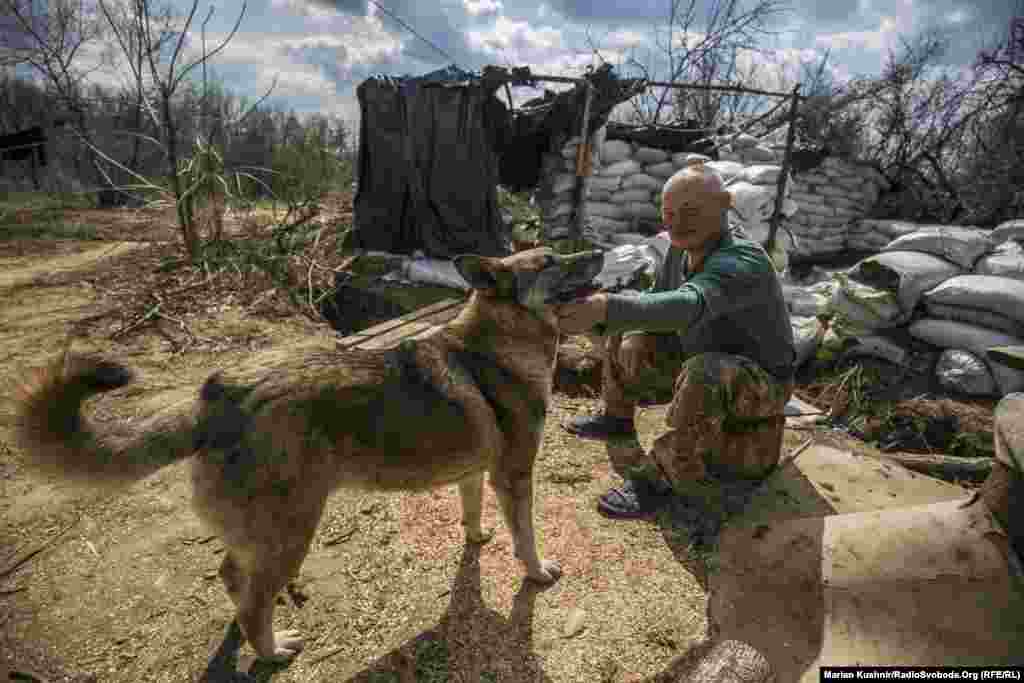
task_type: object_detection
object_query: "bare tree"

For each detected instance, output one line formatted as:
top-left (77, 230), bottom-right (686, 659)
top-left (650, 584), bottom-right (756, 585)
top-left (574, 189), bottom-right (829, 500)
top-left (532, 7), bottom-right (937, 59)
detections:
top-left (96, 0), bottom-right (247, 260)
top-left (0, 0), bottom-right (108, 179)
top-left (588, 0), bottom-right (787, 127)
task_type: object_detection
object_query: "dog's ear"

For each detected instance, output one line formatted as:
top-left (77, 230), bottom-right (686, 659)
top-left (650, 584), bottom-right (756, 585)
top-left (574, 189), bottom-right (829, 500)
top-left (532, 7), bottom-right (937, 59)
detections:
top-left (454, 255), bottom-right (499, 290)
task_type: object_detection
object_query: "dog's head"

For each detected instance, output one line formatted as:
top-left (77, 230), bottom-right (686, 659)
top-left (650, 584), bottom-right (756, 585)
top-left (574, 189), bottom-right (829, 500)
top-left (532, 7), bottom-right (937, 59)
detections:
top-left (454, 247), bottom-right (605, 315)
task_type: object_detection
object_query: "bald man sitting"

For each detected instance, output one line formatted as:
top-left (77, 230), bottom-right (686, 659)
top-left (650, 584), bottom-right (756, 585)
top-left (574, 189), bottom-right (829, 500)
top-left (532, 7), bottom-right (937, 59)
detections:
top-left (558, 160), bottom-right (796, 519)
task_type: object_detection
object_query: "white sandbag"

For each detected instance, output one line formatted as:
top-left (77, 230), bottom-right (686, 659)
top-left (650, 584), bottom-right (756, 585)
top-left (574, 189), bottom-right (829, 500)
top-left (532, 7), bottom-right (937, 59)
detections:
top-left (625, 202), bottom-right (661, 221)
top-left (784, 279), bottom-right (836, 317)
top-left (600, 139), bottom-right (633, 164)
top-left (935, 349), bottom-right (999, 397)
top-left (622, 173), bottom-right (664, 192)
top-left (738, 164), bottom-right (783, 185)
top-left (589, 175), bottom-right (622, 193)
top-left (883, 226), bottom-right (995, 269)
top-left (742, 146), bottom-right (777, 163)
top-left (552, 173), bottom-right (577, 195)
top-left (923, 274), bottom-right (1024, 326)
top-left (705, 160), bottom-right (744, 183)
top-left (673, 152), bottom-right (710, 167)
top-left (600, 159), bottom-right (642, 177)
top-left (924, 303), bottom-right (1024, 337)
top-left (732, 133), bottom-right (759, 149)
top-left (588, 215), bottom-right (633, 235)
top-left (645, 161), bottom-right (676, 178)
top-left (588, 189), bottom-right (612, 202)
top-left (908, 319), bottom-right (1024, 395)
top-left (610, 188), bottom-right (652, 204)
top-left (543, 201), bottom-right (574, 219)
top-left (974, 241), bottom-right (1024, 281)
top-left (729, 182), bottom-right (777, 223)
top-left (847, 251), bottom-right (963, 313)
top-left (831, 273), bottom-right (909, 330)
top-left (586, 201), bottom-right (626, 220)
top-left (990, 219), bottom-right (1024, 245)
top-left (792, 316), bottom-right (825, 369)
top-left (634, 147), bottom-right (669, 164)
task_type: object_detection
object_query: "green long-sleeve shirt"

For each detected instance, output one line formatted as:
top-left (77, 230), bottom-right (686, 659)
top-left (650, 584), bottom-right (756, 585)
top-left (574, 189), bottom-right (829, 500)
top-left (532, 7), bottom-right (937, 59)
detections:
top-left (601, 229), bottom-right (796, 381)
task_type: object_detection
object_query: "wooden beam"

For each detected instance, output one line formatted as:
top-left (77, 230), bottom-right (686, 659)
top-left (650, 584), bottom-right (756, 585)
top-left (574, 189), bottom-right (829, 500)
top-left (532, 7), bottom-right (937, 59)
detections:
top-left (335, 298), bottom-right (464, 351)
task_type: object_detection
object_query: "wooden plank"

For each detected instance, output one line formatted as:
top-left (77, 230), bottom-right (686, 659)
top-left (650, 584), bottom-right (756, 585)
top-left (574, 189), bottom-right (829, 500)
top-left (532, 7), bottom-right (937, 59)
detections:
top-left (335, 297), bottom-right (463, 350)
top-left (358, 305), bottom-right (463, 350)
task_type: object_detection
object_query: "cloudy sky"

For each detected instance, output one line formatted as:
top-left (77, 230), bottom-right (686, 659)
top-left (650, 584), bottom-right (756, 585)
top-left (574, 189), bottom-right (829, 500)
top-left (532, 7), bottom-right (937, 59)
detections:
top-left (53, 0), bottom-right (1024, 127)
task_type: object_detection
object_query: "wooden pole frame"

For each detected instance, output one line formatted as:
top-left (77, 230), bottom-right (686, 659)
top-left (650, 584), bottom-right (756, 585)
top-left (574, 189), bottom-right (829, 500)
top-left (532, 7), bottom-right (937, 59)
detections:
top-left (766, 84), bottom-right (802, 254)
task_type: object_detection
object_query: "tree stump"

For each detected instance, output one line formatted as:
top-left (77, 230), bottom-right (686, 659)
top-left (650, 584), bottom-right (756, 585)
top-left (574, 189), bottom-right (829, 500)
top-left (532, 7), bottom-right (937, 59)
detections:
top-left (683, 639), bottom-right (774, 683)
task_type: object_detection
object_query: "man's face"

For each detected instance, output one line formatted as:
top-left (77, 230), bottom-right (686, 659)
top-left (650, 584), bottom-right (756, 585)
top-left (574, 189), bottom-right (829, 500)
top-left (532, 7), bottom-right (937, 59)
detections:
top-left (661, 173), bottom-right (730, 251)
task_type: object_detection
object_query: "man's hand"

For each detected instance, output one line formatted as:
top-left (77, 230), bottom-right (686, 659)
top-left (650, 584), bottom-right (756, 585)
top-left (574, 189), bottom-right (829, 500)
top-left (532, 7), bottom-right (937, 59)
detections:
top-left (555, 293), bottom-right (609, 335)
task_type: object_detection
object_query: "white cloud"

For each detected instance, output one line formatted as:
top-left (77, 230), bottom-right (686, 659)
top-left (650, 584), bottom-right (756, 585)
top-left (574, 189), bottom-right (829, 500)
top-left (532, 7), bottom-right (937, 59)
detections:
top-left (466, 16), bottom-right (563, 58)
top-left (463, 0), bottom-right (504, 18)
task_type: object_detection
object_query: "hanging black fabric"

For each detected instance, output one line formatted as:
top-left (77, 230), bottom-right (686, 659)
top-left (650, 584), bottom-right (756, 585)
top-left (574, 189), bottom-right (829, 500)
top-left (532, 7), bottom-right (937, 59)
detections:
top-left (350, 67), bottom-right (511, 258)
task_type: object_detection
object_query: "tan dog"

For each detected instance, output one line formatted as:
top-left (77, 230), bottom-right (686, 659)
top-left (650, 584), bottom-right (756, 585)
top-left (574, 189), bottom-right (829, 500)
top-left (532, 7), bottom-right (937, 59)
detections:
top-left (12, 247), bottom-right (605, 662)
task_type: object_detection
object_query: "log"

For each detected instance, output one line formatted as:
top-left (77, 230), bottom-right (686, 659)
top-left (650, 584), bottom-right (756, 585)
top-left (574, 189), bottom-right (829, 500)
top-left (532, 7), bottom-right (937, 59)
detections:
top-left (877, 452), bottom-right (992, 481)
top-left (683, 639), bottom-right (774, 683)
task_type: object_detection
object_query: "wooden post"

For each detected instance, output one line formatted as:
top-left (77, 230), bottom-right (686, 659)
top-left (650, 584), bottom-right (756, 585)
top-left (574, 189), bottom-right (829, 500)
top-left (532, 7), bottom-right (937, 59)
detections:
top-left (571, 81), bottom-right (595, 252)
top-left (765, 83), bottom-right (801, 254)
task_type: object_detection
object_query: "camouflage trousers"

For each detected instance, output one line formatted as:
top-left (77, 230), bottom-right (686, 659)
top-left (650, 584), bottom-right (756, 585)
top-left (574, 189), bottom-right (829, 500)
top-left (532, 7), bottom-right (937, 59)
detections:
top-left (602, 333), bottom-right (794, 489)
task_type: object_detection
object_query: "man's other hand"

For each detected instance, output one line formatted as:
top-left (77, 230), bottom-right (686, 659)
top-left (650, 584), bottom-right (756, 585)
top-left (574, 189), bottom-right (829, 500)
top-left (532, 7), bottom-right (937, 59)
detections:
top-left (555, 293), bottom-right (608, 335)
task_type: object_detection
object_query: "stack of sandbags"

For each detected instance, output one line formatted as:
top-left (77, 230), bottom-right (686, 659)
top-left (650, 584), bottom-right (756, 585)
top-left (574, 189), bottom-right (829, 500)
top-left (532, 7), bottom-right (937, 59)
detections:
top-left (534, 149), bottom-right (578, 239)
top-left (787, 159), bottom-right (888, 257)
top-left (892, 222), bottom-right (1024, 395)
top-left (847, 219), bottom-right (921, 252)
top-left (726, 165), bottom-right (797, 245)
top-left (717, 133), bottom-right (782, 165)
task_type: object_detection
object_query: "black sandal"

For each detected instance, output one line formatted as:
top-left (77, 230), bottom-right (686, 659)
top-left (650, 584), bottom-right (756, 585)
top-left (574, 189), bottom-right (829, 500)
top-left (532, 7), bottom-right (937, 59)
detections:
top-left (597, 478), bottom-right (672, 519)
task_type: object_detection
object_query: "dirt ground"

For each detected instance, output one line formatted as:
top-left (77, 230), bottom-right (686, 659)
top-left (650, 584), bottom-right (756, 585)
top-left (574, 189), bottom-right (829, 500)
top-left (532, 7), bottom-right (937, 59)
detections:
top-left (0, 207), bottom-right (713, 683)
top-left (0, 204), bottom-right (1000, 682)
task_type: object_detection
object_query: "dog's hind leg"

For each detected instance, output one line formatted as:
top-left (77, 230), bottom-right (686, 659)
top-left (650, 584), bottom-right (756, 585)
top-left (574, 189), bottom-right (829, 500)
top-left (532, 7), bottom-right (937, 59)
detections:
top-left (491, 474), bottom-right (561, 584)
top-left (459, 471), bottom-right (493, 544)
top-left (228, 503), bottom-right (323, 662)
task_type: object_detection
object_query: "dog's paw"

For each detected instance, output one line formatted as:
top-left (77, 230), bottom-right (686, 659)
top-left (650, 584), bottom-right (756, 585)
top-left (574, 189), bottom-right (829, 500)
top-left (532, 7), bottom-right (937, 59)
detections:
top-left (527, 559), bottom-right (562, 584)
top-left (465, 527), bottom-right (494, 545)
top-left (264, 630), bottom-right (305, 662)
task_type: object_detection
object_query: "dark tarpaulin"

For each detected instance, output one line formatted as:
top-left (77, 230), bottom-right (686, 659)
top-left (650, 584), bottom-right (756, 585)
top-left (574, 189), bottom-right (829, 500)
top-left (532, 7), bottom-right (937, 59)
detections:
top-left (496, 64), bottom-right (648, 192)
top-left (604, 121), bottom-right (719, 155)
top-left (350, 65), bottom-right (511, 258)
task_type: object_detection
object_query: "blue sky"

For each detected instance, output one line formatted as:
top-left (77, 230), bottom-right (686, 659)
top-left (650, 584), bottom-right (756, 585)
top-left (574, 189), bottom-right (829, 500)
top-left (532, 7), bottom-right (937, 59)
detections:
top-left (57, 0), bottom-right (1024, 128)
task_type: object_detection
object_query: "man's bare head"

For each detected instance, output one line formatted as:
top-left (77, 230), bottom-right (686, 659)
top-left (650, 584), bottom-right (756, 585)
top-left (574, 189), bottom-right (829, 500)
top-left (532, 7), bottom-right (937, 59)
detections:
top-left (661, 159), bottom-right (732, 251)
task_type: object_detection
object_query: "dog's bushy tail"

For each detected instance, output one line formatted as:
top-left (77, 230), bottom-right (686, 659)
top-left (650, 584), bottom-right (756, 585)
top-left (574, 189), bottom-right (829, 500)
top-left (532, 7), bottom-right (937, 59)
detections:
top-left (13, 353), bottom-right (198, 490)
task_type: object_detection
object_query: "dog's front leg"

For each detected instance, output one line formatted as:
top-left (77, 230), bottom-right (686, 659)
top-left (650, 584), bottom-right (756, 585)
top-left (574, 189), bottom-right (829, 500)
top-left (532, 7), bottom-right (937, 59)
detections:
top-left (492, 473), bottom-right (561, 583)
top-left (458, 471), bottom-right (493, 544)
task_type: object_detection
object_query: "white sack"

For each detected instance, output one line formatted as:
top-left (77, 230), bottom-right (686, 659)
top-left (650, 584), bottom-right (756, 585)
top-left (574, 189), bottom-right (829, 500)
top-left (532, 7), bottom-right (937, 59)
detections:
top-left (923, 274), bottom-right (1024, 326)
top-left (908, 319), bottom-right (1024, 395)
top-left (622, 173), bottom-right (665, 192)
top-left (645, 161), bottom-right (676, 178)
top-left (847, 251), bottom-right (963, 313)
top-left (883, 226), bottom-right (995, 269)
top-left (974, 241), bottom-right (1024, 281)
top-left (634, 147), bottom-right (669, 164)
top-left (611, 188), bottom-right (653, 204)
top-left (600, 140), bottom-right (633, 164)
top-left (990, 219), bottom-right (1024, 245)
top-left (600, 159), bottom-right (642, 177)
top-left (924, 303), bottom-right (1024, 337)
top-left (935, 349), bottom-right (999, 397)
